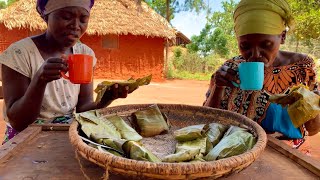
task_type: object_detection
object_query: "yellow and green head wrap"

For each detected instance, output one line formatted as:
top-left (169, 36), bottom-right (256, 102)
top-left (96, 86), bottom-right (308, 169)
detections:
top-left (233, 0), bottom-right (294, 37)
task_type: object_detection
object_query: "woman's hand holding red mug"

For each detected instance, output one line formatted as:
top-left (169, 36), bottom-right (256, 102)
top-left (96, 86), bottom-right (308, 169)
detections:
top-left (36, 57), bottom-right (68, 84)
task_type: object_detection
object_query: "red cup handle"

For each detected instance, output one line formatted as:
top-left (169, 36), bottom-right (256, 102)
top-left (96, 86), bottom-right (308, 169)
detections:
top-left (60, 71), bottom-right (69, 80)
top-left (61, 58), bottom-right (69, 80)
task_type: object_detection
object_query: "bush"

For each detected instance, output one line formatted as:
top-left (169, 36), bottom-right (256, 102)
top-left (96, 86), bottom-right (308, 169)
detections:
top-left (168, 46), bottom-right (227, 80)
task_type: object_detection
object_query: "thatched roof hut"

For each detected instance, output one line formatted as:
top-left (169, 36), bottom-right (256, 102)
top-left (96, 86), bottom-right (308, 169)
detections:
top-left (0, 0), bottom-right (175, 39)
top-left (0, 0), bottom-right (176, 80)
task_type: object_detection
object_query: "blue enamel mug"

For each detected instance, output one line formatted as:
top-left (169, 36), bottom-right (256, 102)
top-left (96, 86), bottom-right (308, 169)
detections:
top-left (232, 62), bottom-right (264, 90)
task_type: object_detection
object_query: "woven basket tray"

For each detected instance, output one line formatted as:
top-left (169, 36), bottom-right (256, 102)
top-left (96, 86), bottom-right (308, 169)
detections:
top-left (69, 104), bottom-right (267, 179)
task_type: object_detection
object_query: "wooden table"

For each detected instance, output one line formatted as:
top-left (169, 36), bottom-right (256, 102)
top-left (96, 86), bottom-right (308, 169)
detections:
top-left (0, 124), bottom-right (319, 180)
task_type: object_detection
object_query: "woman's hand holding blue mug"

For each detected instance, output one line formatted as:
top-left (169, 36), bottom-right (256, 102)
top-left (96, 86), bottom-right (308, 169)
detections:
top-left (215, 62), bottom-right (265, 91)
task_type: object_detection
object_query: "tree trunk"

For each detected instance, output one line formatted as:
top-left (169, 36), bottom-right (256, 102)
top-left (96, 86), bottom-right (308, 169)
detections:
top-left (166, 0), bottom-right (170, 21)
top-left (295, 39), bottom-right (299, 52)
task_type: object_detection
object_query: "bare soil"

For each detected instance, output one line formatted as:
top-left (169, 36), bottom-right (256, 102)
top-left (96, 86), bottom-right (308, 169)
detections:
top-left (0, 79), bottom-right (319, 160)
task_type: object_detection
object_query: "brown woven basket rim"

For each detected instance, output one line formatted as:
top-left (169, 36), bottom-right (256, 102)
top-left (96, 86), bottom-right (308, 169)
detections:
top-left (69, 103), bottom-right (267, 176)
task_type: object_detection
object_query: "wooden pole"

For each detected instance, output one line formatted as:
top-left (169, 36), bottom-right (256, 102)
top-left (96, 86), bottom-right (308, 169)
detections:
top-left (165, 0), bottom-right (170, 77)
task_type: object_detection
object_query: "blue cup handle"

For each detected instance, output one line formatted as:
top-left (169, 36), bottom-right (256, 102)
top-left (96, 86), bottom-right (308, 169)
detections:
top-left (232, 81), bottom-right (239, 87)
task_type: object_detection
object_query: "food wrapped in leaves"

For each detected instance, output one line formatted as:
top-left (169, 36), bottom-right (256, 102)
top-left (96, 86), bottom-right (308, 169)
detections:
top-left (176, 137), bottom-right (208, 155)
top-left (132, 104), bottom-right (169, 137)
top-left (205, 123), bottom-right (228, 147)
top-left (162, 148), bottom-right (201, 163)
top-left (95, 74), bottom-right (152, 103)
top-left (174, 124), bottom-right (208, 142)
top-left (204, 130), bottom-right (256, 161)
top-left (106, 115), bottom-right (143, 141)
top-left (75, 112), bottom-right (121, 140)
top-left (162, 138), bottom-right (208, 163)
top-left (270, 85), bottom-right (320, 128)
top-left (91, 134), bottom-right (125, 152)
top-left (97, 146), bottom-right (123, 157)
top-left (223, 125), bottom-right (248, 138)
top-left (189, 156), bottom-right (206, 163)
top-left (123, 141), bottom-right (161, 162)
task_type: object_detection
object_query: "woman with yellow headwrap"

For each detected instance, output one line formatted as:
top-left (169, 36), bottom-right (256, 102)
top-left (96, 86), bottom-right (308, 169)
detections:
top-left (204, 0), bottom-right (320, 155)
top-left (0, 0), bottom-right (132, 143)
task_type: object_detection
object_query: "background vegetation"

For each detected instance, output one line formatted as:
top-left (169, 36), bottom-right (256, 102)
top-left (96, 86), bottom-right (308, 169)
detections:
top-left (147, 0), bottom-right (320, 81)
top-left (2, 0), bottom-right (319, 81)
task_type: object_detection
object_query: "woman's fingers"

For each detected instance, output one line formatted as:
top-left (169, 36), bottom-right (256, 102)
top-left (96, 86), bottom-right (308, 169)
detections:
top-left (44, 62), bottom-right (68, 71)
top-left (313, 90), bottom-right (320, 96)
top-left (119, 86), bottom-right (129, 98)
top-left (109, 84), bottom-right (119, 99)
top-left (104, 84), bottom-right (129, 101)
top-left (215, 66), bottom-right (240, 87)
top-left (215, 76), bottom-right (237, 87)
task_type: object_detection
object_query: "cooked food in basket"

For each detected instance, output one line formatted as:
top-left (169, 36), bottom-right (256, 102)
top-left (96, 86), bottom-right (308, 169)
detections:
top-left (132, 104), bottom-right (170, 137)
top-left (74, 104), bottom-right (257, 163)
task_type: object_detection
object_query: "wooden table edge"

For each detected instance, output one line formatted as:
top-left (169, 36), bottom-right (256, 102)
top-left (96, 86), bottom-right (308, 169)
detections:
top-left (267, 135), bottom-right (320, 176)
top-left (0, 126), bottom-right (41, 163)
top-left (1, 126), bottom-right (319, 177)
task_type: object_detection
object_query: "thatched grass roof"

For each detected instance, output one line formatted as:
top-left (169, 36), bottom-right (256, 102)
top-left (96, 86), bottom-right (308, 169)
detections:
top-left (0, 0), bottom-right (176, 40)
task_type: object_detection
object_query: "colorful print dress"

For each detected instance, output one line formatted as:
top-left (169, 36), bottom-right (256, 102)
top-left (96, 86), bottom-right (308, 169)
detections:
top-left (204, 55), bottom-right (318, 154)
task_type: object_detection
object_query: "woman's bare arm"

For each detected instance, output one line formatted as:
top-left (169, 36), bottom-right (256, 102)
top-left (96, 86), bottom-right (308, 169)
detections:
top-left (2, 65), bottom-right (46, 131)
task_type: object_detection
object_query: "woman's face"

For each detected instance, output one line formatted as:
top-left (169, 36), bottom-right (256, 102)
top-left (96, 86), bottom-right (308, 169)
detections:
top-left (46, 6), bottom-right (90, 47)
top-left (237, 33), bottom-right (285, 67)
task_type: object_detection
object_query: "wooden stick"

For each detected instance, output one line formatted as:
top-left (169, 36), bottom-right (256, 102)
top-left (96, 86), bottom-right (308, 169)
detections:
top-left (31, 124), bottom-right (70, 131)
top-left (267, 135), bottom-right (320, 176)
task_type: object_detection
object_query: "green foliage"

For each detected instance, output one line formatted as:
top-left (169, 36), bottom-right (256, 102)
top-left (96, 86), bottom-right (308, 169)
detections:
top-left (144, 0), bottom-right (208, 21)
top-left (168, 47), bottom-right (226, 80)
top-left (187, 25), bottom-right (229, 58)
top-left (181, 0), bottom-right (207, 13)
top-left (186, 0), bottom-right (238, 60)
top-left (172, 47), bottom-right (184, 69)
top-left (287, 0), bottom-right (320, 40)
top-left (144, 0), bottom-right (177, 20)
top-left (207, 0), bottom-right (239, 57)
top-left (170, 70), bottom-right (212, 81)
top-left (7, 0), bottom-right (17, 6)
top-left (0, 1), bottom-right (6, 9)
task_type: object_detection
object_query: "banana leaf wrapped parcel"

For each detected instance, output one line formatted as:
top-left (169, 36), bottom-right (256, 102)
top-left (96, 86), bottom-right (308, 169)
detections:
top-left (106, 115), bottom-right (143, 141)
top-left (162, 137), bottom-right (209, 163)
top-left (123, 141), bottom-right (161, 162)
top-left (205, 123), bottom-right (229, 147)
top-left (269, 85), bottom-right (320, 128)
top-left (174, 124), bottom-right (209, 142)
top-left (132, 104), bottom-right (170, 137)
top-left (75, 112), bottom-right (121, 140)
top-left (97, 146), bottom-right (123, 157)
top-left (204, 130), bottom-right (256, 161)
top-left (162, 149), bottom-right (201, 163)
top-left (223, 125), bottom-right (248, 138)
top-left (91, 134), bottom-right (126, 153)
top-left (95, 74), bottom-right (152, 104)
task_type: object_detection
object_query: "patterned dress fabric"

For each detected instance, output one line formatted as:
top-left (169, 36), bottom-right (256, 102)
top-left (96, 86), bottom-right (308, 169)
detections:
top-left (204, 55), bottom-right (317, 154)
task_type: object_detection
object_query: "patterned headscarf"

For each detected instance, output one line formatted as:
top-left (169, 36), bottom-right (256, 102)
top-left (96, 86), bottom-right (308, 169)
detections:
top-left (233, 0), bottom-right (294, 37)
top-left (36, 0), bottom-right (95, 17)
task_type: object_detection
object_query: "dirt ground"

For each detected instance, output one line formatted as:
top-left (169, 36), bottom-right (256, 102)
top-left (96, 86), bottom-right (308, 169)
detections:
top-left (0, 79), bottom-right (319, 160)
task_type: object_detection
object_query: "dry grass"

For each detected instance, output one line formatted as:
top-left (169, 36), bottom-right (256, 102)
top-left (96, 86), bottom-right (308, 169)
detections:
top-left (0, 0), bottom-right (176, 40)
